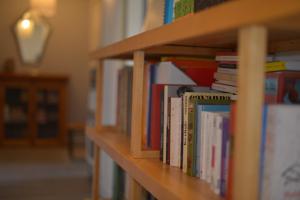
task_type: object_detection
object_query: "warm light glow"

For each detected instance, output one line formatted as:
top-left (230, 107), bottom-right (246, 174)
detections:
top-left (17, 18), bottom-right (34, 38)
top-left (30, 0), bottom-right (56, 17)
top-left (21, 19), bottom-right (31, 30)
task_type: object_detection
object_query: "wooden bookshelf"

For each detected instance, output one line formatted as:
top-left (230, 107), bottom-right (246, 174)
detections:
top-left (90, 0), bottom-right (300, 60)
top-left (87, 0), bottom-right (300, 200)
top-left (86, 127), bottom-right (222, 200)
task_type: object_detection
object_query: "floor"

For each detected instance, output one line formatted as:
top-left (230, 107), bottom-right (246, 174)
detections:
top-left (0, 147), bottom-right (91, 200)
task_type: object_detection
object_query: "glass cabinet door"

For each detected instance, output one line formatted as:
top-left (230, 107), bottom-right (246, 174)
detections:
top-left (36, 88), bottom-right (60, 140)
top-left (2, 85), bottom-right (31, 143)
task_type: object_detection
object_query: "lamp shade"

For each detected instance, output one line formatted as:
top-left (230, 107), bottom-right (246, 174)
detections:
top-left (30, 0), bottom-right (56, 17)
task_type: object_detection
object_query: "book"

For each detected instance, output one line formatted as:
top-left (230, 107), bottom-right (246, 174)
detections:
top-left (183, 92), bottom-right (231, 175)
top-left (211, 82), bottom-right (237, 94)
top-left (116, 67), bottom-right (133, 135)
top-left (170, 97), bottom-right (182, 167)
top-left (164, 0), bottom-right (174, 24)
top-left (196, 105), bottom-right (230, 179)
top-left (212, 112), bottom-right (229, 195)
top-left (220, 116), bottom-right (230, 197)
top-left (217, 67), bottom-right (237, 75)
top-left (194, 0), bottom-right (226, 12)
top-left (163, 58), bottom-right (217, 86)
top-left (265, 71), bottom-right (300, 104)
top-left (261, 105), bottom-right (300, 200)
top-left (150, 84), bottom-right (165, 150)
top-left (214, 72), bottom-right (237, 82)
top-left (174, 0), bottom-right (194, 19)
top-left (145, 61), bottom-right (198, 150)
top-left (163, 85), bottom-right (210, 164)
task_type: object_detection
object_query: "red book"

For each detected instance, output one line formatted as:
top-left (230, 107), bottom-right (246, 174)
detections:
top-left (265, 71), bottom-right (300, 104)
top-left (180, 67), bottom-right (217, 86)
top-left (226, 103), bottom-right (236, 200)
top-left (161, 58), bottom-right (218, 86)
top-left (150, 84), bottom-right (165, 150)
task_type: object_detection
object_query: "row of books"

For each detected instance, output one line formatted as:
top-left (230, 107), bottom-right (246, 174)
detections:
top-left (140, 52), bottom-right (300, 199)
top-left (212, 51), bottom-right (300, 104)
top-left (164, 0), bottom-right (227, 24)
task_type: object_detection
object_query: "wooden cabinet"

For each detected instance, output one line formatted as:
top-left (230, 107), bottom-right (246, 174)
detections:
top-left (0, 73), bottom-right (68, 146)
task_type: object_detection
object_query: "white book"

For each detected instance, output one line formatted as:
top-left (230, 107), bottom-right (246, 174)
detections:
top-left (211, 83), bottom-right (237, 94)
top-left (217, 68), bottom-right (237, 75)
top-left (212, 113), bottom-right (229, 195)
top-left (170, 97), bottom-right (182, 167)
top-left (200, 111), bottom-right (208, 180)
top-left (206, 112), bottom-right (215, 183)
top-left (261, 105), bottom-right (300, 200)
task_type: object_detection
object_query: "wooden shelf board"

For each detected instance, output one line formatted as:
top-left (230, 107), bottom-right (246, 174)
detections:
top-left (86, 127), bottom-right (223, 200)
top-left (90, 0), bottom-right (300, 60)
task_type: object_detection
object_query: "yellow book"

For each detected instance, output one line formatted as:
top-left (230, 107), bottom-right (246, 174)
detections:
top-left (265, 61), bottom-right (286, 72)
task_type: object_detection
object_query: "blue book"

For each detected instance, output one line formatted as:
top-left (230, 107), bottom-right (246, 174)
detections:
top-left (195, 105), bottom-right (230, 177)
top-left (164, 0), bottom-right (174, 24)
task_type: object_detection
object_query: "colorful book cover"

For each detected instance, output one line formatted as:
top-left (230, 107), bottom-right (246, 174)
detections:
top-left (265, 71), bottom-right (300, 104)
top-left (261, 105), bottom-right (300, 200)
top-left (183, 92), bottom-right (231, 176)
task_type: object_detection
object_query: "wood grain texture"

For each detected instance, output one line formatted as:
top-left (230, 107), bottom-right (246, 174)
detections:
top-left (130, 51), bottom-right (145, 158)
top-left (87, 128), bottom-right (223, 200)
top-left (92, 145), bottom-right (100, 200)
top-left (234, 25), bottom-right (267, 200)
top-left (90, 0), bottom-right (300, 60)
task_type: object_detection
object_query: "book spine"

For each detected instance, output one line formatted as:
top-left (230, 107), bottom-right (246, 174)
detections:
top-left (163, 87), bottom-right (168, 164)
top-left (182, 93), bottom-right (189, 173)
top-left (166, 97), bottom-right (171, 165)
top-left (170, 97), bottom-right (182, 167)
top-left (220, 117), bottom-right (229, 197)
top-left (195, 105), bottom-right (203, 177)
top-left (160, 90), bottom-right (165, 161)
top-left (187, 95), bottom-right (195, 176)
top-left (214, 114), bottom-right (223, 195)
top-left (206, 112), bottom-right (213, 183)
top-left (201, 112), bottom-right (208, 180)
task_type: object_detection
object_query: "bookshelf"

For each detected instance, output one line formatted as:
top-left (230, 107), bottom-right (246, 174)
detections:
top-left (87, 0), bottom-right (300, 200)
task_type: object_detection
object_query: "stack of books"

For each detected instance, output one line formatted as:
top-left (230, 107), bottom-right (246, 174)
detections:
top-left (212, 52), bottom-right (238, 94)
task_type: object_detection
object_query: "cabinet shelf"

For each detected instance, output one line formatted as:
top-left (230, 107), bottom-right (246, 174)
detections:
top-left (90, 0), bottom-right (300, 60)
top-left (86, 127), bottom-right (223, 200)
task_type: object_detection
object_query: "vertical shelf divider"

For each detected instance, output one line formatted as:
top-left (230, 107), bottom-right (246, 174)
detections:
top-left (131, 51), bottom-right (145, 158)
top-left (234, 25), bottom-right (267, 200)
top-left (130, 51), bottom-right (159, 158)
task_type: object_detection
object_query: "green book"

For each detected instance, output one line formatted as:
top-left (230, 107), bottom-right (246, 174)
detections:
top-left (183, 92), bottom-right (231, 176)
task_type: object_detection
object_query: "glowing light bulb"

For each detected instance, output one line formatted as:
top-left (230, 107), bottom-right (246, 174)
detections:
top-left (21, 19), bottom-right (31, 30)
